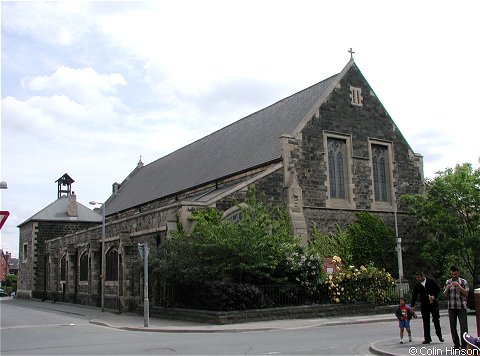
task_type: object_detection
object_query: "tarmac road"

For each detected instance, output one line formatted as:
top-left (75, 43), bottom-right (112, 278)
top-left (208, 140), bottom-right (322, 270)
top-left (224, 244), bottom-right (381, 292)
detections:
top-left (1, 296), bottom-right (477, 355)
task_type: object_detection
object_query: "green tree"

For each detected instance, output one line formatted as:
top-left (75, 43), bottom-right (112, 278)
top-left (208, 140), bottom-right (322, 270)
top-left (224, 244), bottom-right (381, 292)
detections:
top-left (347, 212), bottom-right (397, 276)
top-left (4, 274), bottom-right (17, 294)
top-left (309, 212), bottom-right (396, 275)
top-left (403, 163), bottom-right (480, 286)
top-left (152, 186), bottom-right (306, 286)
top-left (309, 223), bottom-right (353, 264)
top-left (148, 186), bottom-right (328, 309)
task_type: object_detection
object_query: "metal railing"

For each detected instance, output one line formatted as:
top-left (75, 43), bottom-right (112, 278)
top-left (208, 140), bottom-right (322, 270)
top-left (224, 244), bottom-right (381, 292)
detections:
top-left (149, 281), bottom-right (409, 311)
top-left (374, 283), bottom-right (411, 306)
top-left (151, 282), bottom-right (321, 310)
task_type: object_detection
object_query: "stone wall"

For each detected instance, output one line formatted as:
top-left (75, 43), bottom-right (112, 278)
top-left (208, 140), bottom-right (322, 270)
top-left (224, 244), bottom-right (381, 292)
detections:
top-left (296, 65), bottom-right (423, 218)
top-left (17, 221), bottom-right (36, 298)
top-left (18, 220), bottom-right (98, 298)
top-left (291, 64), bottom-right (425, 275)
top-left (148, 303), bottom-right (391, 325)
top-left (148, 300), bottom-right (448, 325)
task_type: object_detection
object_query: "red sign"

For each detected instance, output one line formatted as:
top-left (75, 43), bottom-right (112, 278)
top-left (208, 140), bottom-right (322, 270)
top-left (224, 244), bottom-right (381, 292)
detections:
top-left (0, 211), bottom-right (10, 230)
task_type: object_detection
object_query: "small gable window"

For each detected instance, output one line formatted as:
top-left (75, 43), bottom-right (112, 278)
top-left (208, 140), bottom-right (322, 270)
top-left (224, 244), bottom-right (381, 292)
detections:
top-left (350, 86), bottom-right (363, 106)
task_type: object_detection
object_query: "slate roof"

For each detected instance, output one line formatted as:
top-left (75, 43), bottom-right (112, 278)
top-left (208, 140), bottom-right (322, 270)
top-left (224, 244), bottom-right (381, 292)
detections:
top-left (19, 197), bottom-right (103, 226)
top-left (106, 62), bottom-right (352, 215)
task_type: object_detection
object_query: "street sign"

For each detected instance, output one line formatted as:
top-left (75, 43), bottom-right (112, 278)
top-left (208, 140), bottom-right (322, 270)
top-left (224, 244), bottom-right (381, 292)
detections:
top-left (0, 211), bottom-right (10, 230)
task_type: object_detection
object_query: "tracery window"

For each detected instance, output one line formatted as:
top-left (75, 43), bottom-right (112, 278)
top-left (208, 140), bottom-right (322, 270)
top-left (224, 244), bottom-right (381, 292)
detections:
top-left (327, 138), bottom-right (347, 199)
top-left (105, 249), bottom-right (118, 281)
top-left (79, 253), bottom-right (88, 281)
top-left (60, 255), bottom-right (67, 281)
top-left (372, 144), bottom-right (391, 202)
top-left (324, 132), bottom-right (355, 209)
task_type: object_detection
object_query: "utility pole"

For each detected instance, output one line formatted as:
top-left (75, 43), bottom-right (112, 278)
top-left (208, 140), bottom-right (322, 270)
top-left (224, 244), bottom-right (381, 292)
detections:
top-left (138, 243), bottom-right (149, 327)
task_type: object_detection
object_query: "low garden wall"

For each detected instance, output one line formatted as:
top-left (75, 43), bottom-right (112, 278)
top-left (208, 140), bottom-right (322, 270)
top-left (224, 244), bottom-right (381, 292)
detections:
top-left (148, 303), bottom-right (401, 325)
top-left (148, 301), bottom-right (449, 325)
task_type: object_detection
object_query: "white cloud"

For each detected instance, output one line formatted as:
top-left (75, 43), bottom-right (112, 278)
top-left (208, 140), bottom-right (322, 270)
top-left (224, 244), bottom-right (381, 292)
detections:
top-left (24, 66), bottom-right (127, 104)
top-left (2, 96), bottom-right (57, 133)
top-left (1, 2), bottom-right (93, 47)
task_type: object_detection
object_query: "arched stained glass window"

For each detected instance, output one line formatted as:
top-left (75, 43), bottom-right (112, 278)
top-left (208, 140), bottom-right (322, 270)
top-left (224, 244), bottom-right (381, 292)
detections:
top-left (372, 144), bottom-right (391, 202)
top-left (60, 255), bottom-right (67, 281)
top-left (79, 253), bottom-right (88, 281)
top-left (105, 249), bottom-right (118, 281)
top-left (328, 138), bottom-right (347, 199)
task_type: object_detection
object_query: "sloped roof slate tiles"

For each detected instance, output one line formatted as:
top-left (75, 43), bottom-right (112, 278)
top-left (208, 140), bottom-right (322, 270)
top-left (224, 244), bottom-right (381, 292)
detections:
top-left (106, 72), bottom-right (340, 215)
top-left (19, 197), bottom-right (103, 226)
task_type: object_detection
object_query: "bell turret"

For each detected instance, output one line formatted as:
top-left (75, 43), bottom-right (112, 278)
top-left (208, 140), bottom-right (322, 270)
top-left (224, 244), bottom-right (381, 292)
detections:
top-left (55, 173), bottom-right (75, 199)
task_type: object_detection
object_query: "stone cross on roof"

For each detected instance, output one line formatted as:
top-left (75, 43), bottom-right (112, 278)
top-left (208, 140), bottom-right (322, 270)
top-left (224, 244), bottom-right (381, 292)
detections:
top-left (348, 48), bottom-right (355, 60)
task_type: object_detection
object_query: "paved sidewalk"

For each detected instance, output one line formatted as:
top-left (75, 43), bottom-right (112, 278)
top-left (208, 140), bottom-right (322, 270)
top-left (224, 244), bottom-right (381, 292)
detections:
top-left (369, 315), bottom-right (478, 356)
top-left (89, 310), bottom-right (402, 333)
top-left (4, 297), bottom-right (478, 355)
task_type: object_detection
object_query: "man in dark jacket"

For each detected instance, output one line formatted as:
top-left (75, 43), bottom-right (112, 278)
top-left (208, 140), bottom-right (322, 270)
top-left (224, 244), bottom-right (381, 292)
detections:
top-left (411, 272), bottom-right (444, 344)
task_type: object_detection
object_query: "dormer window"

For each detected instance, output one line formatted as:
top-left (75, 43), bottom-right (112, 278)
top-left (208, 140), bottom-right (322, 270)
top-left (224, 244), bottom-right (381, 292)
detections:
top-left (350, 86), bottom-right (363, 106)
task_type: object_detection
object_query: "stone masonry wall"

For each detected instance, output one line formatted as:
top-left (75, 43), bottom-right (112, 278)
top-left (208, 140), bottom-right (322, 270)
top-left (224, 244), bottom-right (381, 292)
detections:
top-left (215, 167), bottom-right (286, 212)
top-left (17, 221), bottom-right (36, 297)
top-left (292, 64), bottom-right (425, 275)
top-left (18, 220), bottom-right (98, 299)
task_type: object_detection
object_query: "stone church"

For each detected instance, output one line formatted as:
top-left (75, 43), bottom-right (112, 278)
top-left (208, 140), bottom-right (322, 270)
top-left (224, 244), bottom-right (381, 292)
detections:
top-left (17, 59), bottom-right (425, 311)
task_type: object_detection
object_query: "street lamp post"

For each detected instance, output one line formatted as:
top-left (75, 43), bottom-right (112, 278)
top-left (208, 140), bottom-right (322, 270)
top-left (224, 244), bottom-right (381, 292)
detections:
top-left (393, 182), bottom-right (408, 297)
top-left (89, 201), bottom-right (105, 312)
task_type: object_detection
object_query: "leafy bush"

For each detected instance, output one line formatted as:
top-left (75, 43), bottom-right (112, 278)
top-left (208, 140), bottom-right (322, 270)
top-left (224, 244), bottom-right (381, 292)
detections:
top-left (171, 280), bottom-right (266, 310)
top-left (310, 223), bottom-right (353, 264)
top-left (161, 186), bottom-right (303, 286)
top-left (347, 212), bottom-right (397, 276)
top-left (284, 246), bottom-right (324, 298)
top-left (149, 186), bottom-right (327, 309)
top-left (324, 256), bottom-right (396, 305)
top-left (310, 212), bottom-right (397, 276)
top-left (4, 275), bottom-right (17, 295)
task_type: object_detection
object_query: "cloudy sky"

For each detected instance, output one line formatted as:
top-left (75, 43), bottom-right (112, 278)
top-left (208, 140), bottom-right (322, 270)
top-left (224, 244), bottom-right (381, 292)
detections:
top-left (1, 1), bottom-right (479, 257)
